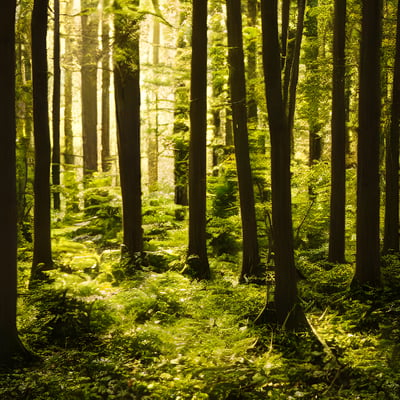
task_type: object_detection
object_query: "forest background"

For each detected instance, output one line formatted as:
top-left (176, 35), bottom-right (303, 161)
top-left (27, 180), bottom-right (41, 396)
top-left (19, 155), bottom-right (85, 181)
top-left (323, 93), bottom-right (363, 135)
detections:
top-left (1, 0), bottom-right (400, 398)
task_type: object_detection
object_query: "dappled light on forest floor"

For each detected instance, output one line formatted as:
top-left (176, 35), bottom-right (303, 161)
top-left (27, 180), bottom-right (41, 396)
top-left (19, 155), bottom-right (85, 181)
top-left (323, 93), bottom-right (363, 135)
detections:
top-left (1, 201), bottom-right (399, 399)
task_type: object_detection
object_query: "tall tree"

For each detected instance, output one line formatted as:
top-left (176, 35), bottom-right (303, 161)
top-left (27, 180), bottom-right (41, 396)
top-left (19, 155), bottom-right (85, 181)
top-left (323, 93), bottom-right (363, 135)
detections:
top-left (81, 0), bottom-right (99, 177)
top-left (304, 0), bottom-right (323, 166)
top-left (383, 0), bottom-right (400, 254)
top-left (286, 0), bottom-right (306, 138)
top-left (0, 0), bottom-right (29, 364)
top-left (226, 0), bottom-right (261, 281)
top-left (187, 0), bottom-right (211, 279)
top-left (52, 0), bottom-right (61, 210)
top-left (63, 0), bottom-right (74, 167)
top-left (329, 0), bottom-right (347, 263)
top-left (113, 0), bottom-right (143, 262)
top-left (147, 0), bottom-right (161, 192)
top-left (353, 0), bottom-right (382, 286)
top-left (246, 0), bottom-right (258, 125)
top-left (173, 2), bottom-right (191, 206)
top-left (101, 0), bottom-right (111, 172)
top-left (259, 0), bottom-right (307, 329)
top-left (30, 0), bottom-right (53, 286)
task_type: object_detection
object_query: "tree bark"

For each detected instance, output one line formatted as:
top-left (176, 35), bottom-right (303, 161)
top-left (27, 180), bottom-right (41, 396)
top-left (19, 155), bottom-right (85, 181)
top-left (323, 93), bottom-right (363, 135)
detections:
top-left (101, 0), bottom-right (111, 172)
top-left (0, 0), bottom-right (29, 364)
top-left (52, 0), bottom-right (61, 210)
top-left (63, 0), bottom-right (74, 167)
top-left (114, 0), bottom-right (143, 262)
top-left (30, 0), bottom-right (53, 286)
top-left (226, 0), bottom-right (261, 281)
top-left (383, 0), bottom-right (400, 254)
top-left (287, 0), bottom-right (306, 138)
top-left (188, 0), bottom-right (211, 279)
top-left (329, 0), bottom-right (347, 263)
top-left (353, 0), bottom-right (382, 286)
top-left (260, 0), bottom-right (307, 329)
top-left (81, 0), bottom-right (98, 177)
top-left (148, 0), bottom-right (161, 191)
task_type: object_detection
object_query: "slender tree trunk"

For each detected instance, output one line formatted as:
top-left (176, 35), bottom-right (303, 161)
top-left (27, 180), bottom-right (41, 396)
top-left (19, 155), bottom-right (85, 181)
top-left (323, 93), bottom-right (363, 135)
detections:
top-left (81, 0), bottom-right (98, 177)
top-left (64, 0), bottom-right (74, 167)
top-left (114, 0), bottom-right (143, 262)
top-left (210, 0), bottom-right (225, 174)
top-left (353, 0), bottom-right (382, 286)
top-left (287, 0), bottom-right (306, 138)
top-left (0, 0), bottom-right (29, 364)
top-left (173, 84), bottom-right (190, 206)
top-left (383, 0), bottom-right (400, 254)
top-left (281, 0), bottom-right (291, 70)
top-left (148, 0), bottom-right (161, 192)
top-left (329, 0), bottom-right (347, 263)
top-left (30, 0), bottom-right (53, 286)
top-left (173, 2), bottom-right (190, 206)
top-left (304, 0), bottom-right (323, 167)
top-left (52, 0), bottom-right (61, 210)
top-left (259, 0), bottom-right (307, 329)
top-left (188, 0), bottom-right (210, 279)
top-left (247, 0), bottom-right (258, 125)
top-left (226, 0), bottom-right (261, 281)
top-left (101, 0), bottom-right (111, 172)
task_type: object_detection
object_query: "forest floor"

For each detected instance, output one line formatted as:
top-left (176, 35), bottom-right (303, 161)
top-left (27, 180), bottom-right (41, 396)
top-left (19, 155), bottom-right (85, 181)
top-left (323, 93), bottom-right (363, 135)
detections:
top-left (1, 194), bottom-right (400, 399)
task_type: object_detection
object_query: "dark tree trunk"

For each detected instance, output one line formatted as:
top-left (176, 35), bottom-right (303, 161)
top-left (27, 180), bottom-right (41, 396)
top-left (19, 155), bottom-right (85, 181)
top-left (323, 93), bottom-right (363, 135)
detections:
top-left (101, 0), bottom-right (111, 172)
top-left (353, 0), bottom-right (382, 286)
top-left (226, 0), bottom-right (261, 281)
top-left (304, 0), bottom-right (323, 167)
top-left (0, 0), bottom-right (29, 364)
top-left (81, 0), bottom-right (98, 177)
top-left (383, 0), bottom-right (400, 254)
top-left (287, 0), bottom-right (306, 138)
top-left (30, 0), bottom-right (53, 286)
top-left (329, 0), bottom-right (347, 263)
top-left (52, 0), bottom-right (61, 210)
top-left (188, 0), bottom-right (210, 279)
top-left (114, 0), bottom-right (143, 261)
top-left (259, 0), bottom-right (307, 329)
top-left (281, 0), bottom-right (290, 70)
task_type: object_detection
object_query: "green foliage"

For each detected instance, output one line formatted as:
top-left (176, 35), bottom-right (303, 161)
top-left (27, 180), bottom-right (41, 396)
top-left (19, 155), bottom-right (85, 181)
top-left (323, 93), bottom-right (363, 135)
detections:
top-left (292, 160), bottom-right (331, 250)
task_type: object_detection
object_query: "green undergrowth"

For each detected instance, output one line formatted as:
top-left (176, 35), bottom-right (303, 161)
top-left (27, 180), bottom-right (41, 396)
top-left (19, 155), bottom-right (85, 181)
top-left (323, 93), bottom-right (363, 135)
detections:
top-left (3, 197), bottom-right (400, 399)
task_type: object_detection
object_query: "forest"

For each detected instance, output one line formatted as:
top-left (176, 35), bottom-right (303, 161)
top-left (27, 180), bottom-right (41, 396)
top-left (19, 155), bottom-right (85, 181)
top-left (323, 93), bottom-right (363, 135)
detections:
top-left (1, 0), bottom-right (400, 398)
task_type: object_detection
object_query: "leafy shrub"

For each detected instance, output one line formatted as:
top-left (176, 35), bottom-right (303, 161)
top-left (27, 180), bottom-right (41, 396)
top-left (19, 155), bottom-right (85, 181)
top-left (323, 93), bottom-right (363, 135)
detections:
top-left (22, 287), bottom-right (115, 348)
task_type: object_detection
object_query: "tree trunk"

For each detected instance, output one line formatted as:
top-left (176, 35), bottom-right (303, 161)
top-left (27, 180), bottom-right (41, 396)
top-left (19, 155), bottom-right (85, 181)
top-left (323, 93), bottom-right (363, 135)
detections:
top-left (188, 0), bottom-right (210, 279)
top-left (148, 0), bottom-right (161, 192)
top-left (63, 0), bottom-right (74, 167)
top-left (329, 0), bottom-right (347, 263)
top-left (353, 0), bottom-right (382, 286)
top-left (226, 0), bottom-right (261, 281)
top-left (304, 0), bottom-right (323, 167)
top-left (30, 0), bottom-right (53, 286)
top-left (383, 0), bottom-right (400, 254)
top-left (260, 0), bottom-right (307, 329)
top-left (246, 0), bottom-right (258, 125)
top-left (52, 0), bottom-right (61, 210)
top-left (173, 4), bottom-right (190, 206)
top-left (0, 0), bottom-right (29, 364)
top-left (287, 0), bottom-right (306, 139)
top-left (101, 0), bottom-right (111, 172)
top-left (81, 0), bottom-right (98, 177)
top-left (114, 0), bottom-right (143, 262)
top-left (210, 0), bottom-right (225, 175)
